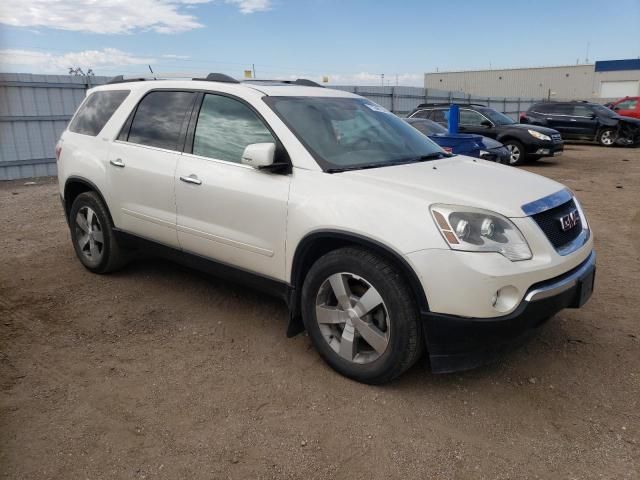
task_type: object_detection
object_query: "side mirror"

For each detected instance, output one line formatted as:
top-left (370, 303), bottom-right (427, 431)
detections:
top-left (481, 120), bottom-right (493, 127)
top-left (241, 143), bottom-right (275, 169)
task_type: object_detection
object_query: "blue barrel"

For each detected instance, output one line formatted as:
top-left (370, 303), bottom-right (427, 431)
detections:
top-left (430, 133), bottom-right (483, 157)
top-left (448, 104), bottom-right (459, 134)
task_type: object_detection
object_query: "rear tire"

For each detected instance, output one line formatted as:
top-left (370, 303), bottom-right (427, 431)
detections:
top-left (301, 247), bottom-right (423, 384)
top-left (503, 139), bottom-right (527, 165)
top-left (598, 128), bottom-right (616, 147)
top-left (69, 192), bottom-right (128, 273)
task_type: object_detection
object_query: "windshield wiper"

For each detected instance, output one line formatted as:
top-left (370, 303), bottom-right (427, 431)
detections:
top-left (326, 152), bottom-right (450, 173)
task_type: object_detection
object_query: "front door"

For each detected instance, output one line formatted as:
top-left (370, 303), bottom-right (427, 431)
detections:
top-left (175, 93), bottom-right (291, 281)
top-left (458, 109), bottom-right (496, 138)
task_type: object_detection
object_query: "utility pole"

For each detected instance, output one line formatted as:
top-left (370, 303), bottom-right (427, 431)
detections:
top-left (252, 63), bottom-right (256, 78)
top-left (380, 73), bottom-right (384, 86)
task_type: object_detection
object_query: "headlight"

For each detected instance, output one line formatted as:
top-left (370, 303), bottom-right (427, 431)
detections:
top-left (528, 129), bottom-right (551, 141)
top-left (430, 204), bottom-right (532, 261)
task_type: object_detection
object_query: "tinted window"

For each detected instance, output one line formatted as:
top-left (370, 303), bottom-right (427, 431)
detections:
top-left (552, 104), bottom-right (573, 115)
top-left (572, 105), bottom-right (593, 117)
top-left (193, 94), bottom-right (275, 163)
top-left (430, 109), bottom-right (448, 123)
top-left (459, 109), bottom-right (486, 126)
top-left (69, 90), bottom-right (129, 136)
top-left (127, 91), bottom-right (195, 150)
top-left (411, 109), bottom-right (431, 119)
top-left (531, 103), bottom-right (552, 113)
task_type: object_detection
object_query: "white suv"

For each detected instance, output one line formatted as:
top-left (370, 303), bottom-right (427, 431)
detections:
top-left (57, 74), bottom-right (595, 384)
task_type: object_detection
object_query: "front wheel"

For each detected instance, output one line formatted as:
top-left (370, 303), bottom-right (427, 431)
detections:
top-left (503, 139), bottom-right (527, 165)
top-left (598, 128), bottom-right (616, 147)
top-left (301, 247), bottom-right (423, 384)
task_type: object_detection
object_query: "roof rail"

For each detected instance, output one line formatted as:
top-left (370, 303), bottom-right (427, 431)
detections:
top-left (244, 78), bottom-right (325, 88)
top-left (193, 73), bottom-right (240, 83)
top-left (107, 75), bottom-right (148, 85)
top-left (416, 102), bottom-right (486, 108)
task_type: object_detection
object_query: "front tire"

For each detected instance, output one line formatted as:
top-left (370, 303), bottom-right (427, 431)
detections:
top-left (598, 128), bottom-right (616, 147)
top-left (69, 192), bottom-right (128, 273)
top-left (503, 139), bottom-right (527, 165)
top-left (301, 247), bottom-right (423, 384)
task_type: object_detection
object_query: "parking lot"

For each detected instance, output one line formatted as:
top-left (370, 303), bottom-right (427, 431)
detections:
top-left (0, 144), bottom-right (638, 479)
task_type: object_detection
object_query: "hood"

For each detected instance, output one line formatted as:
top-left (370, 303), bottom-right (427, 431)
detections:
top-left (343, 156), bottom-right (565, 218)
top-left (508, 123), bottom-right (559, 135)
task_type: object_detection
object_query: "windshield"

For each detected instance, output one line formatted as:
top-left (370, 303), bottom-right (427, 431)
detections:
top-left (479, 108), bottom-right (516, 125)
top-left (264, 96), bottom-right (445, 171)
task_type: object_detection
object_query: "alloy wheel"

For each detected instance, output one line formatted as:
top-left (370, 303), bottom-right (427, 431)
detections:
top-left (315, 272), bottom-right (390, 364)
top-left (74, 206), bottom-right (104, 263)
top-left (600, 130), bottom-right (614, 146)
top-left (506, 144), bottom-right (521, 164)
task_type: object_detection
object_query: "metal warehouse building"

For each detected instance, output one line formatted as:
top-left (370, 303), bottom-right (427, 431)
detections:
top-left (425, 59), bottom-right (640, 100)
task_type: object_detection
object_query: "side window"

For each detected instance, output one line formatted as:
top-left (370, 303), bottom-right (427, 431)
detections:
top-left (553, 104), bottom-right (573, 115)
top-left (430, 110), bottom-right (448, 123)
top-left (193, 94), bottom-right (275, 163)
top-left (616, 99), bottom-right (638, 110)
top-left (411, 109), bottom-right (430, 119)
top-left (459, 109), bottom-right (486, 126)
top-left (572, 105), bottom-right (593, 117)
top-left (533, 103), bottom-right (551, 113)
top-left (127, 91), bottom-right (195, 150)
top-left (69, 90), bottom-right (130, 136)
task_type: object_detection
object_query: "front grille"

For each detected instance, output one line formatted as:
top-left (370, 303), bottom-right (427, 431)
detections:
top-left (531, 199), bottom-right (581, 249)
top-left (551, 133), bottom-right (562, 143)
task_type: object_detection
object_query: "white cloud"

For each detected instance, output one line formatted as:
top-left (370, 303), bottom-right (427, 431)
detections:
top-left (225, 0), bottom-right (271, 14)
top-left (0, 48), bottom-right (155, 72)
top-left (0, 0), bottom-right (274, 35)
top-left (162, 54), bottom-right (191, 59)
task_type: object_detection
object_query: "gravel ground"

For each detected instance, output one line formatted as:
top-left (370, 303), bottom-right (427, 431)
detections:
top-left (1, 144), bottom-right (639, 479)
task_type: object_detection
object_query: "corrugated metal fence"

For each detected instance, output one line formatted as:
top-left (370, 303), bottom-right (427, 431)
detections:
top-left (0, 73), bottom-right (109, 180)
top-left (1, 74), bottom-right (549, 180)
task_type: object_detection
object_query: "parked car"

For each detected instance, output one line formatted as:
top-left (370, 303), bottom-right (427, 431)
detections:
top-left (521, 101), bottom-right (640, 147)
top-left (57, 74), bottom-right (595, 384)
top-left (404, 117), bottom-right (511, 164)
top-left (606, 96), bottom-right (640, 119)
top-left (407, 103), bottom-right (563, 165)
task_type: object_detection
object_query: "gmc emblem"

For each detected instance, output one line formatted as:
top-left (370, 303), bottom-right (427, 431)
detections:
top-left (559, 210), bottom-right (580, 231)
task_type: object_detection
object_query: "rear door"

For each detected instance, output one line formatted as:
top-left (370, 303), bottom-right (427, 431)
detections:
top-left (107, 90), bottom-right (197, 247)
top-left (544, 103), bottom-right (578, 137)
top-left (175, 92), bottom-right (291, 280)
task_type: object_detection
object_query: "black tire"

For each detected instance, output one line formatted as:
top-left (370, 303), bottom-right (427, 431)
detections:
top-left (503, 139), bottom-right (527, 166)
top-left (301, 247), bottom-right (423, 384)
top-left (69, 191), bottom-right (128, 273)
top-left (597, 128), bottom-right (616, 147)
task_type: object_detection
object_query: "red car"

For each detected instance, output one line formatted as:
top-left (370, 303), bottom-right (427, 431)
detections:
top-left (608, 97), bottom-right (640, 119)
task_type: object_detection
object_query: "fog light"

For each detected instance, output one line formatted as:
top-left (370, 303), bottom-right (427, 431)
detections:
top-left (493, 286), bottom-right (519, 313)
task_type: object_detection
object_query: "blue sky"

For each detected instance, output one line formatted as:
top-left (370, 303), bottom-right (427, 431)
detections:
top-left (0, 0), bottom-right (638, 85)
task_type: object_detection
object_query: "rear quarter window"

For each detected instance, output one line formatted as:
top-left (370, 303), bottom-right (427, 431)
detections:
top-left (69, 90), bottom-right (130, 136)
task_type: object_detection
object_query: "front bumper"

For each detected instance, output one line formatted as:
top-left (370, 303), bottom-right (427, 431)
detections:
top-left (422, 251), bottom-right (596, 373)
top-left (526, 139), bottom-right (564, 157)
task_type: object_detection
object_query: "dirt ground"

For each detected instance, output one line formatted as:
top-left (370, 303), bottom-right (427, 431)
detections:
top-left (1, 144), bottom-right (639, 479)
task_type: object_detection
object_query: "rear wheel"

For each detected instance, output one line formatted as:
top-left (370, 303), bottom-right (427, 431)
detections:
top-left (69, 192), bottom-right (128, 273)
top-left (301, 247), bottom-right (423, 384)
top-left (503, 139), bottom-right (527, 165)
top-left (598, 128), bottom-right (616, 146)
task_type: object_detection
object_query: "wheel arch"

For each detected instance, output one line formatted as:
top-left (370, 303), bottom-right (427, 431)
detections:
top-left (286, 230), bottom-right (429, 337)
top-left (63, 176), bottom-right (114, 224)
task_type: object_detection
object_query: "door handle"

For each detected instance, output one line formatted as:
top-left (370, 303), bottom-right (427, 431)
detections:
top-left (180, 174), bottom-right (202, 185)
top-left (570, 119), bottom-right (577, 122)
top-left (110, 158), bottom-right (125, 168)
